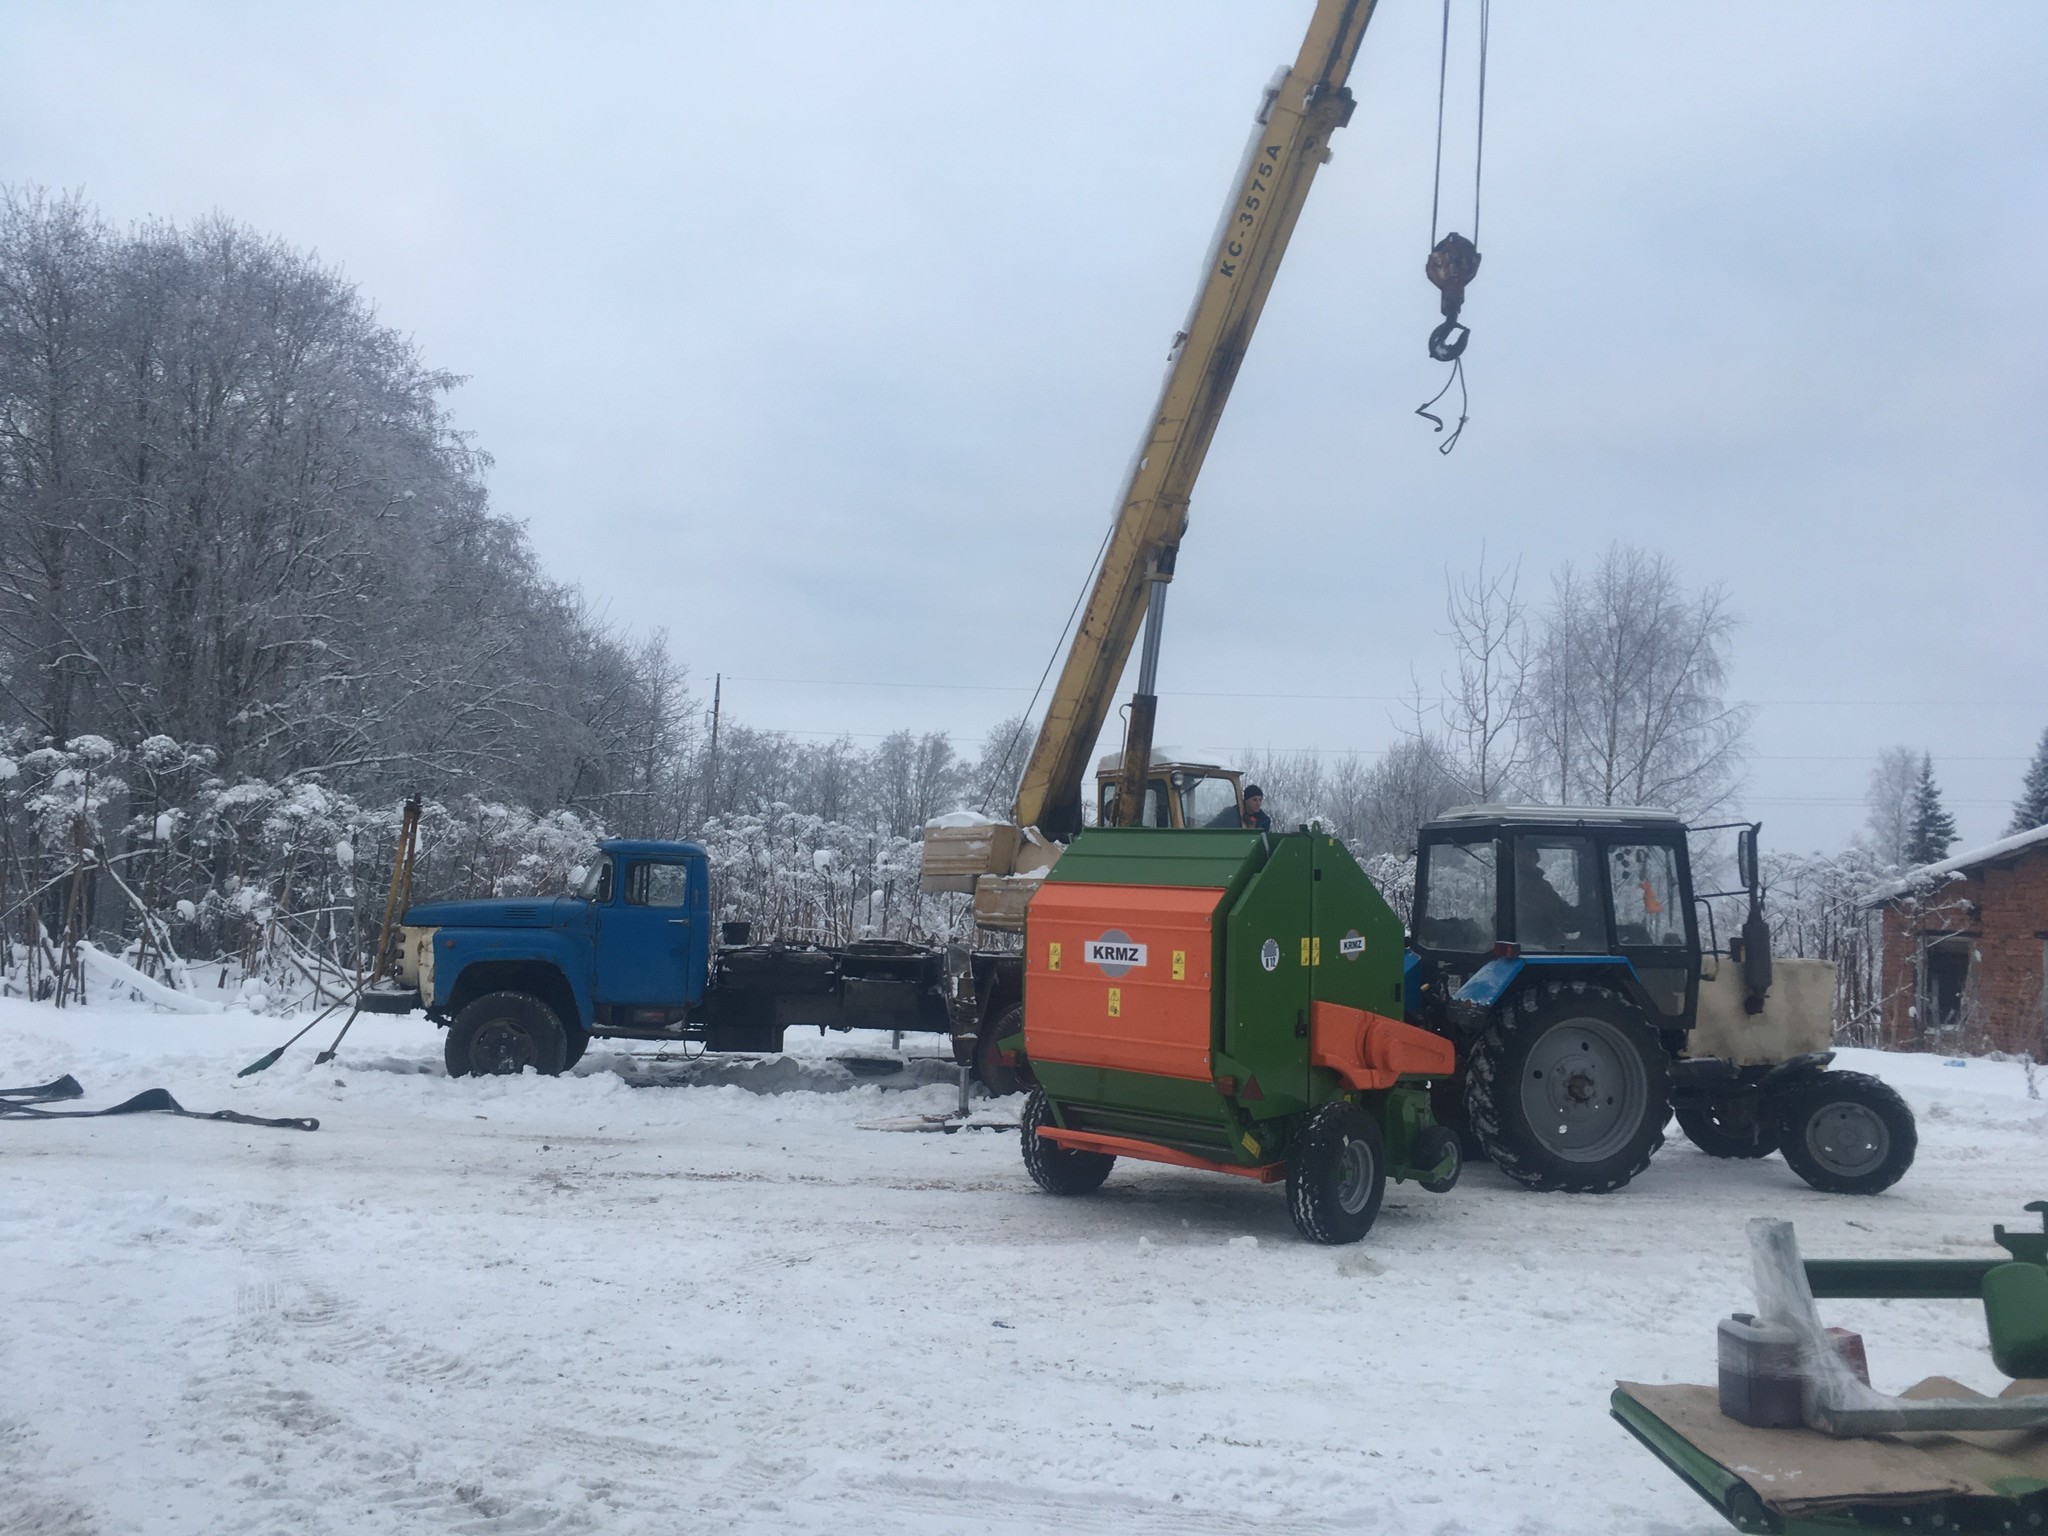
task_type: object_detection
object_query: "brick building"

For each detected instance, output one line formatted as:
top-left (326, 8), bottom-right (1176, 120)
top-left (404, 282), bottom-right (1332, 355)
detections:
top-left (1865, 825), bottom-right (2048, 1055)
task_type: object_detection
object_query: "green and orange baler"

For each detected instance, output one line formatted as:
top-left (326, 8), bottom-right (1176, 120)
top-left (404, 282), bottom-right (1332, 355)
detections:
top-left (1016, 827), bottom-right (1461, 1244)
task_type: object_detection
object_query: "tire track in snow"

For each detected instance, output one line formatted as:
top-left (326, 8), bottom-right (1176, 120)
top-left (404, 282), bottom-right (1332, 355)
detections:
top-left (178, 1219), bottom-right (585, 1535)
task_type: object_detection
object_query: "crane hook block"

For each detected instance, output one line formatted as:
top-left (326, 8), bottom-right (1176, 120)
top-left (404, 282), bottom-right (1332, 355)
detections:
top-left (1424, 232), bottom-right (1481, 362)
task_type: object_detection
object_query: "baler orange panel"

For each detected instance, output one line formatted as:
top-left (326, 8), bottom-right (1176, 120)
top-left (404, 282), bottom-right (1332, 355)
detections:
top-left (1310, 1002), bottom-right (1457, 1091)
top-left (1025, 882), bottom-right (1224, 1082)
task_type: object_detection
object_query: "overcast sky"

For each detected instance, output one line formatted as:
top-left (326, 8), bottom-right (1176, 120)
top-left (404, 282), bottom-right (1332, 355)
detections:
top-left (6, 0), bottom-right (2044, 854)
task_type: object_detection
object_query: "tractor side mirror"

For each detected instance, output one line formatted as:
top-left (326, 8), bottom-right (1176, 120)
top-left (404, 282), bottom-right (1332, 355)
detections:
top-left (1737, 826), bottom-right (1759, 896)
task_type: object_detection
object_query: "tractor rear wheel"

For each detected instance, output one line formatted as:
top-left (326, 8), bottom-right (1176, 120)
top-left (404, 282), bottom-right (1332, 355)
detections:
top-left (975, 1002), bottom-right (1030, 1098)
top-left (1772, 1071), bottom-right (1916, 1195)
top-left (445, 991), bottom-right (568, 1078)
top-left (1020, 1089), bottom-right (1113, 1196)
top-left (1466, 981), bottom-right (1669, 1193)
top-left (1674, 1094), bottom-right (1778, 1159)
top-left (1287, 1102), bottom-right (1387, 1245)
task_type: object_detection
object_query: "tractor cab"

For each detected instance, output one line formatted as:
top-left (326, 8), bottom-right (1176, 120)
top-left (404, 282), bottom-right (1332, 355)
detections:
top-left (1093, 750), bottom-right (1245, 829)
top-left (1412, 805), bottom-right (1699, 1029)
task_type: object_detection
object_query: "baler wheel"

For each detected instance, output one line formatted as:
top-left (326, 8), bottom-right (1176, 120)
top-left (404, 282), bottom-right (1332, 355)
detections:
top-left (976, 1002), bottom-right (1031, 1098)
top-left (1286, 1102), bottom-right (1386, 1245)
top-left (1020, 1089), bottom-right (1114, 1196)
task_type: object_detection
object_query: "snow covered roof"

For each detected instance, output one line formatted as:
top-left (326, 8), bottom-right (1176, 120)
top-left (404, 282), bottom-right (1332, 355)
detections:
top-left (1427, 803), bottom-right (1685, 829)
top-left (1090, 747), bottom-right (1235, 774)
top-left (1861, 822), bottom-right (2048, 906)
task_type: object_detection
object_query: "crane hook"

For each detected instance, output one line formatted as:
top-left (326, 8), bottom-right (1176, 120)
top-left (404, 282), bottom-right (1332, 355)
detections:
top-left (1424, 232), bottom-right (1480, 362)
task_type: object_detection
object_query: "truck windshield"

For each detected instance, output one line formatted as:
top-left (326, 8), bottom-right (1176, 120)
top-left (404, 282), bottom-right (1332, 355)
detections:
top-left (575, 856), bottom-right (613, 902)
top-left (1416, 839), bottom-right (1496, 952)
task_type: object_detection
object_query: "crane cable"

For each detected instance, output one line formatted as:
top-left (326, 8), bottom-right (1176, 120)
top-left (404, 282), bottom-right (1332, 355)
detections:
top-left (1416, 0), bottom-right (1489, 454)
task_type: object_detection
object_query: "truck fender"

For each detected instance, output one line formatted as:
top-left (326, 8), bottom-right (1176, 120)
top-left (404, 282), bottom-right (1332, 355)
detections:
top-left (432, 931), bottom-right (593, 1031)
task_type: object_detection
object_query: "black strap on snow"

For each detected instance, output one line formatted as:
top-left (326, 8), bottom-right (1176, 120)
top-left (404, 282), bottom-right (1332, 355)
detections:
top-left (0, 1078), bottom-right (316, 1132)
top-left (0, 1074), bottom-right (85, 1104)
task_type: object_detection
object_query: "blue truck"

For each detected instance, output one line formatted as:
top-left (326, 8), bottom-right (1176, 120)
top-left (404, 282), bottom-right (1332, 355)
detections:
top-left (381, 838), bottom-right (1027, 1082)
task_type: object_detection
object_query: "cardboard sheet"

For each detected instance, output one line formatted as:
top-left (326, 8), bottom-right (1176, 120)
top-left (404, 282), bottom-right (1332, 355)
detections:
top-left (1623, 1379), bottom-right (2048, 1513)
top-left (1618, 1384), bottom-right (1971, 1513)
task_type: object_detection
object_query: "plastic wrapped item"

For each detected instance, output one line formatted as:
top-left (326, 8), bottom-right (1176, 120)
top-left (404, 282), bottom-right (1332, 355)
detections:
top-left (1748, 1218), bottom-right (2048, 1436)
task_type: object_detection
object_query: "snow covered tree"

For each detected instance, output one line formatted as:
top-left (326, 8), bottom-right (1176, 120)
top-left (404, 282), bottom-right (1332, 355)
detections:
top-left (2009, 725), bottom-right (2048, 836)
top-left (1903, 754), bottom-right (1958, 867)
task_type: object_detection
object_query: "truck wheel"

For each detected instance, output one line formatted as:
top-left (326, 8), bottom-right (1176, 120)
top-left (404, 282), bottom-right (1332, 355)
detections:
top-left (1466, 982), bottom-right (1669, 1194)
top-left (1020, 1088), bottom-right (1113, 1196)
top-left (1674, 1095), bottom-right (1777, 1159)
top-left (975, 1002), bottom-right (1031, 1097)
top-left (445, 991), bottom-right (568, 1078)
top-left (561, 1027), bottom-right (590, 1070)
top-left (1287, 1102), bottom-right (1386, 1245)
top-left (1772, 1071), bottom-right (1916, 1195)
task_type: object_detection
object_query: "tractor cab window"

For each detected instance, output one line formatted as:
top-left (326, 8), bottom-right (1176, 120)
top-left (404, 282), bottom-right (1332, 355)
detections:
top-left (1141, 779), bottom-right (1173, 826)
top-left (625, 860), bottom-right (693, 908)
top-left (1415, 838), bottom-right (1497, 953)
top-left (1512, 835), bottom-right (1603, 954)
top-left (1178, 773), bottom-right (1240, 828)
top-left (1096, 778), bottom-right (1173, 827)
top-left (576, 856), bottom-right (614, 903)
top-left (1608, 844), bottom-right (1685, 948)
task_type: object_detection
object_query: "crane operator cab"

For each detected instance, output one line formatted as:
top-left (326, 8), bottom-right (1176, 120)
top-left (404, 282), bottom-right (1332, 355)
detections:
top-left (1093, 751), bottom-right (1247, 829)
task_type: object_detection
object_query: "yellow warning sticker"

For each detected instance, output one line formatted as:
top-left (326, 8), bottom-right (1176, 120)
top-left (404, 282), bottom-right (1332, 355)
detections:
top-left (1049, 942), bottom-right (1061, 972)
top-left (1312, 936), bottom-right (1322, 966)
top-left (1107, 987), bottom-right (1121, 1017)
top-left (1241, 1131), bottom-right (1261, 1156)
top-left (1172, 949), bottom-right (1186, 981)
top-left (1300, 937), bottom-right (1311, 967)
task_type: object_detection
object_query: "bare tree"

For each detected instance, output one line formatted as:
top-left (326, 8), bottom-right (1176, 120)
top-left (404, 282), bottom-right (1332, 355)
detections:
top-left (1438, 550), bottom-right (1532, 801)
top-left (1527, 545), bottom-right (1748, 817)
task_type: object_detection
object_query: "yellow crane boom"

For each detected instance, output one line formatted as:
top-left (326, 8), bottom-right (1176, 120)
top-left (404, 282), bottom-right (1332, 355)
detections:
top-left (1012, 0), bottom-right (1381, 842)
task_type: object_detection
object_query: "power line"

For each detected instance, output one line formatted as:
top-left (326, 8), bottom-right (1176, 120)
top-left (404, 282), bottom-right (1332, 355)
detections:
top-left (722, 674), bottom-right (2047, 712)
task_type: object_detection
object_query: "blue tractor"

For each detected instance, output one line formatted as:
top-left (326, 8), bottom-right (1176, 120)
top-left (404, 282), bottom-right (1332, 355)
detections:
top-left (1406, 806), bottom-right (1916, 1196)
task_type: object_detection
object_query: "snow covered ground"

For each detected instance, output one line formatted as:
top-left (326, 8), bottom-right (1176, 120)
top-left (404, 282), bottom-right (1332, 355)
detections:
top-left (2, 1001), bottom-right (2042, 1536)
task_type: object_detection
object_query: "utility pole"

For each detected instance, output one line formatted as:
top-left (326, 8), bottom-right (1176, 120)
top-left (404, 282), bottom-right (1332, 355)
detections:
top-left (702, 672), bottom-right (721, 827)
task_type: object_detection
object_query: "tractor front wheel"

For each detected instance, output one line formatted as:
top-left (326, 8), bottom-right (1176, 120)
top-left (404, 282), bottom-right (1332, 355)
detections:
top-left (1020, 1089), bottom-right (1113, 1196)
top-left (1286, 1102), bottom-right (1387, 1245)
top-left (1674, 1094), bottom-right (1778, 1159)
top-left (1772, 1071), bottom-right (1916, 1195)
top-left (1466, 981), bottom-right (1669, 1194)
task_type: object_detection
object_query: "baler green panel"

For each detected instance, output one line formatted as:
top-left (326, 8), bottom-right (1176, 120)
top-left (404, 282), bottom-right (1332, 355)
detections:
top-left (1046, 827), bottom-right (1266, 892)
top-left (1221, 835), bottom-right (1314, 1116)
top-left (1309, 835), bottom-right (1406, 1017)
top-left (1034, 1061), bottom-right (1239, 1158)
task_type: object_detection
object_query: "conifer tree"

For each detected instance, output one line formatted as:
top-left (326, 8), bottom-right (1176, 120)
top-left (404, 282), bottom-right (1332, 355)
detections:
top-left (2009, 726), bottom-right (2048, 836)
top-left (1904, 754), bottom-right (1959, 866)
